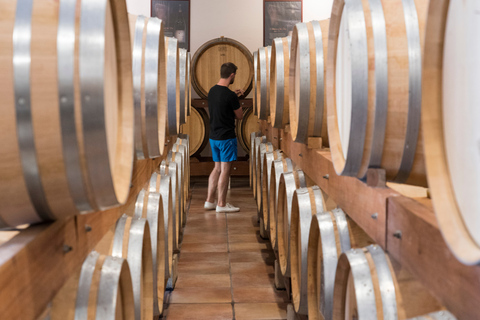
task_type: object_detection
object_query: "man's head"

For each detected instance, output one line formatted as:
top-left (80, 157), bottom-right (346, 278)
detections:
top-left (220, 62), bottom-right (238, 84)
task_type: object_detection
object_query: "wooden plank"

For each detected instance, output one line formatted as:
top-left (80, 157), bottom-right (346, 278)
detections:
top-left (0, 139), bottom-right (176, 320)
top-left (190, 161), bottom-right (249, 176)
top-left (271, 123), bottom-right (398, 247)
top-left (387, 196), bottom-right (480, 320)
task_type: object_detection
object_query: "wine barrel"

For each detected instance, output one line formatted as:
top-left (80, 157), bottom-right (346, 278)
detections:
top-left (252, 136), bottom-right (266, 198)
top-left (169, 144), bottom-right (187, 228)
top-left (180, 107), bottom-right (209, 156)
top-left (112, 215), bottom-right (154, 320)
top-left (409, 311), bottom-right (456, 320)
top-left (307, 209), bottom-right (372, 320)
top-left (333, 245), bottom-right (406, 320)
top-left (256, 142), bottom-right (275, 217)
top-left (249, 132), bottom-right (262, 188)
top-left (290, 20), bottom-right (329, 146)
top-left (172, 142), bottom-right (188, 226)
top-left (236, 106), bottom-right (259, 153)
top-left (0, 0), bottom-right (134, 228)
top-left (289, 186), bottom-right (328, 314)
top-left (261, 150), bottom-right (283, 235)
top-left (160, 159), bottom-right (181, 250)
top-left (165, 36), bottom-right (180, 135)
top-left (177, 134), bottom-right (191, 198)
top-left (133, 190), bottom-right (166, 316)
top-left (422, 0), bottom-right (480, 265)
top-left (253, 51), bottom-right (258, 115)
top-left (270, 36), bottom-right (292, 128)
top-left (256, 46), bottom-right (272, 120)
top-left (277, 169), bottom-right (307, 277)
top-left (129, 14), bottom-right (167, 159)
top-left (179, 48), bottom-right (188, 125)
top-left (192, 37), bottom-right (254, 99)
top-left (268, 158), bottom-right (293, 250)
top-left (51, 251), bottom-right (135, 320)
top-left (148, 172), bottom-right (174, 278)
top-left (186, 52), bottom-right (192, 116)
top-left (326, 0), bottom-right (428, 185)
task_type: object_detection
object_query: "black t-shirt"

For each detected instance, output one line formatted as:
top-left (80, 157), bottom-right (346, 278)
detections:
top-left (208, 85), bottom-right (240, 140)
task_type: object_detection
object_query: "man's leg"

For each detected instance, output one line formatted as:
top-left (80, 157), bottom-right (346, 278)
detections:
top-left (217, 162), bottom-right (232, 207)
top-left (206, 162), bottom-right (221, 203)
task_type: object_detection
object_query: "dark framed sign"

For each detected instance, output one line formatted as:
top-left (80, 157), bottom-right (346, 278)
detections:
top-left (264, 0), bottom-right (303, 46)
top-left (151, 0), bottom-right (190, 51)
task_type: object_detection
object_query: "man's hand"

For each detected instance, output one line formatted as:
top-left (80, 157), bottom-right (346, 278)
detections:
top-left (235, 89), bottom-right (245, 98)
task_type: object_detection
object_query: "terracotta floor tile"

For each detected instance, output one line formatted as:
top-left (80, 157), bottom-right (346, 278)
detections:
top-left (232, 273), bottom-right (275, 287)
top-left (179, 252), bottom-right (229, 263)
top-left (183, 225), bottom-right (227, 234)
top-left (181, 242), bottom-right (228, 253)
top-left (170, 287), bottom-right (232, 304)
top-left (186, 219), bottom-right (226, 228)
top-left (186, 213), bottom-right (226, 221)
top-left (177, 261), bottom-right (230, 274)
top-left (229, 252), bottom-right (276, 264)
top-left (229, 242), bottom-right (271, 252)
top-left (182, 233), bottom-right (228, 244)
top-left (233, 287), bottom-right (289, 303)
top-left (163, 303), bottom-right (232, 319)
top-left (234, 303), bottom-right (288, 319)
top-left (175, 274), bottom-right (231, 288)
top-left (227, 226), bottom-right (260, 235)
top-left (231, 261), bottom-right (275, 274)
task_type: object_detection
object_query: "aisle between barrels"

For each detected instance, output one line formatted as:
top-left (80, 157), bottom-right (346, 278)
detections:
top-left (162, 177), bottom-right (288, 319)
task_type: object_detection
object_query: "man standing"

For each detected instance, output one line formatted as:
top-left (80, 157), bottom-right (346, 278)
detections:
top-left (204, 62), bottom-right (244, 213)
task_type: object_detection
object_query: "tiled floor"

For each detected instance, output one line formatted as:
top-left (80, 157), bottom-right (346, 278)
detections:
top-left (162, 178), bottom-right (289, 319)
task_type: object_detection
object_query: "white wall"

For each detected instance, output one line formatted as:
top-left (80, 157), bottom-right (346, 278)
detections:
top-left (126, 0), bottom-right (334, 55)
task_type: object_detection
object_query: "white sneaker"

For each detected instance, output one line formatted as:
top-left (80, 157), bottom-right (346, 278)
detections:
top-left (204, 201), bottom-right (217, 210)
top-left (216, 203), bottom-right (240, 213)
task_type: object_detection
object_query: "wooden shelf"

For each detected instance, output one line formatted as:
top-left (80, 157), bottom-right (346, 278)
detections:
top-left (259, 120), bottom-right (480, 319)
top-left (0, 139), bottom-right (176, 320)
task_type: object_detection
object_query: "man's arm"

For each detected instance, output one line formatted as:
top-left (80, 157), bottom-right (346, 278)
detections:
top-left (234, 107), bottom-right (243, 120)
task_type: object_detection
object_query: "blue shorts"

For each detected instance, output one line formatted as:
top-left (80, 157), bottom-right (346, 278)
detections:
top-left (210, 138), bottom-right (237, 162)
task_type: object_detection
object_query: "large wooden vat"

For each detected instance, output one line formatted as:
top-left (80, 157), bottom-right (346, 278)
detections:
top-left (422, 0), bottom-right (480, 265)
top-left (180, 107), bottom-right (209, 156)
top-left (51, 251), bottom-right (135, 320)
top-left (326, 0), bottom-right (428, 185)
top-left (236, 106), bottom-right (259, 153)
top-left (192, 37), bottom-right (254, 99)
top-left (290, 20), bottom-right (329, 146)
top-left (128, 14), bottom-right (167, 159)
top-left (0, 0), bottom-right (134, 228)
top-left (270, 36), bottom-right (291, 129)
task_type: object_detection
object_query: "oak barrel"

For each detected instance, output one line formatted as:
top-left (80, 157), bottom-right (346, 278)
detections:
top-left (128, 14), bottom-right (167, 159)
top-left (160, 159), bottom-right (182, 250)
top-left (177, 134), bottom-right (191, 199)
top-left (111, 215), bottom-right (154, 320)
top-left (289, 186), bottom-right (329, 314)
top-left (276, 169), bottom-right (307, 277)
top-left (270, 36), bottom-right (292, 129)
top-left (253, 51), bottom-right (258, 115)
top-left (290, 20), bottom-right (329, 146)
top-left (256, 142), bottom-right (275, 218)
top-left (179, 48), bottom-right (188, 125)
top-left (333, 245), bottom-right (406, 320)
top-left (169, 144), bottom-right (187, 228)
top-left (268, 157), bottom-right (293, 250)
top-left (408, 311), bottom-right (456, 320)
top-left (261, 150), bottom-right (283, 235)
top-left (252, 135), bottom-right (266, 197)
top-left (236, 106), bottom-right (259, 153)
top-left (180, 107), bottom-right (209, 156)
top-left (256, 46), bottom-right (272, 120)
top-left (307, 209), bottom-right (372, 320)
top-left (133, 190), bottom-right (166, 316)
top-left (51, 251), bottom-right (135, 320)
top-left (165, 36), bottom-right (180, 135)
top-left (326, 0), bottom-right (428, 185)
top-left (148, 172), bottom-right (174, 278)
top-left (0, 0), bottom-right (134, 228)
top-left (422, 0), bottom-right (480, 265)
top-left (192, 37), bottom-right (254, 99)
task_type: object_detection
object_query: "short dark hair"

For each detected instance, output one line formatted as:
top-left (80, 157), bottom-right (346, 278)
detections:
top-left (220, 62), bottom-right (237, 79)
